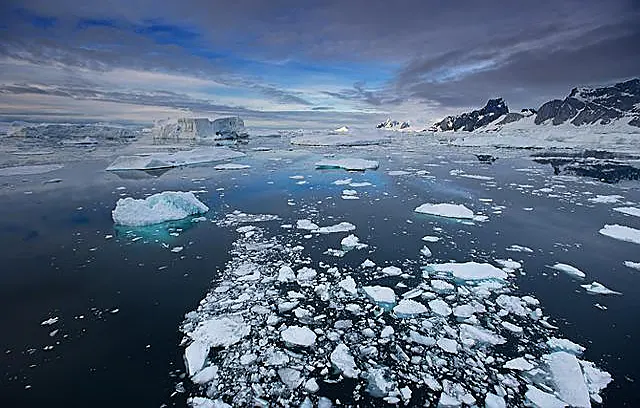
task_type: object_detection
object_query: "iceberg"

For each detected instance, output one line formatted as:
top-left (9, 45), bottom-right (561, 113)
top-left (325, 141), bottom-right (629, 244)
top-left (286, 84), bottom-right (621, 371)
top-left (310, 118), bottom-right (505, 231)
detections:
top-left (315, 158), bottom-right (379, 171)
top-left (112, 191), bottom-right (209, 226)
top-left (429, 262), bottom-right (508, 281)
top-left (153, 117), bottom-right (248, 141)
top-left (414, 203), bottom-right (474, 219)
top-left (580, 281), bottom-right (621, 295)
top-left (598, 224), bottom-right (640, 244)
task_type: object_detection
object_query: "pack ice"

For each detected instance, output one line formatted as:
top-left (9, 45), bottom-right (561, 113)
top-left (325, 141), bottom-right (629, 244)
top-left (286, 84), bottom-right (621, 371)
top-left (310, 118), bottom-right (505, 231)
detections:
top-left (112, 191), bottom-right (209, 226)
top-left (106, 147), bottom-right (245, 171)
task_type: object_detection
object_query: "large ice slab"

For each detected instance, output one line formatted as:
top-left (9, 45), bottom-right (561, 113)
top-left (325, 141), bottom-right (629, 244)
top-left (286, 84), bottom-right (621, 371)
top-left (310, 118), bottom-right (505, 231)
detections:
top-left (189, 316), bottom-right (250, 348)
top-left (613, 207), bottom-right (640, 217)
top-left (598, 224), bottom-right (640, 244)
top-left (106, 147), bottom-right (245, 171)
top-left (0, 164), bottom-right (64, 176)
top-left (415, 203), bottom-right (474, 219)
top-left (112, 191), bottom-right (209, 226)
top-left (550, 263), bottom-right (586, 279)
top-left (330, 343), bottom-right (360, 378)
top-left (315, 158), bottom-right (379, 171)
top-left (544, 351), bottom-right (591, 408)
top-left (429, 262), bottom-right (508, 281)
top-left (281, 326), bottom-right (317, 347)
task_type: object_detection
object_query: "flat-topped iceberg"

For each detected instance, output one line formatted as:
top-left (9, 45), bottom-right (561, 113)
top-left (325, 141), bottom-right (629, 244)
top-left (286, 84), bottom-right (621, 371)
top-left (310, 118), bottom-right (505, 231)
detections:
top-left (415, 203), bottom-right (486, 222)
top-left (315, 158), bottom-right (379, 171)
top-left (112, 191), bottom-right (209, 226)
top-left (429, 262), bottom-right (508, 281)
top-left (550, 263), bottom-right (586, 278)
top-left (598, 224), bottom-right (640, 244)
top-left (106, 147), bottom-right (245, 171)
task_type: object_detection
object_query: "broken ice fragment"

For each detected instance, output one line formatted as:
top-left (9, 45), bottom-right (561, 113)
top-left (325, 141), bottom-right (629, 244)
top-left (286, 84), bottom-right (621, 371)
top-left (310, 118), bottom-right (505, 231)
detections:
top-left (330, 343), bottom-right (360, 378)
top-left (338, 276), bottom-right (357, 295)
top-left (315, 158), bottom-right (379, 171)
top-left (189, 316), bottom-right (250, 348)
top-left (429, 262), bottom-right (508, 281)
top-left (524, 385), bottom-right (566, 408)
top-left (414, 203), bottom-right (475, 219)
top-left (428, 299), bottom-right (452, 316)
top-left (598, 224), bottom-right (640, 244)
top-left (184, 340), bottom-right (210, 376)
top-left (544, 351), bottom-right (591, 408)
top-left (580, 281), bottom-right (621, 295)
top-left (281, 326), bottom-right (317, 347)
top-left (363, 286), bottom-right (396, 307)
top-left (550, 263), bottom-right (586, 279)
top-left (546, 337), bottom-right (586, 355)
top-left (437, 338), bottom-right (459, 354)
top-left (278, 368), bottom-right (303, 389)
top-left (504, 357), bottom-right (534, 371)
top-left (393, 299), bottom-right (428, 318)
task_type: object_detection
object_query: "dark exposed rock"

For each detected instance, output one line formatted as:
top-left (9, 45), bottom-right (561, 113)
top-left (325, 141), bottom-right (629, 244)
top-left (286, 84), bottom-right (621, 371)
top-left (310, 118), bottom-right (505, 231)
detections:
top-left (376, 118), bottom-right (411, 130)
top-left (475, 154), bottom-right (497, 163)
top-left (629, 117), bottom-right (640, 128)
top-left (553, 98), bottom-right (585, 125)
top-left (496, 112), bottom-right (524, 126)
top-left (535, 100), bottom-right (563, 124)
top-left (431, 98), bottom-right (508, 132)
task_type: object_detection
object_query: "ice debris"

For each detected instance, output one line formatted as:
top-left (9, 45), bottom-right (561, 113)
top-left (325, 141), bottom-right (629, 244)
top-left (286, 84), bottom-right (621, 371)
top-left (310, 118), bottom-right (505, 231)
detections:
top-left (315, 158), bottom-right (379, 171)
top-left (112, 191), bottom-right (208, 226)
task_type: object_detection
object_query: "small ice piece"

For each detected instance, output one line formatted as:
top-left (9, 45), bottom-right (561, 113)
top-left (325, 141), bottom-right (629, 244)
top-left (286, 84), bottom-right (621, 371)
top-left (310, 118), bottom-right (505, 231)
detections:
top-left (496, 295), bottom-right (528, 316)
top-left (613, 206), bottom-right (640, 217)
top-left (0, 164), bottom-right (64, 176)
top-left (189, 316), bottom-right (250, 348)
top-left (453, 304), bottom-right (475, 318)
top-left (408, 331), bottom-right (436, 346)
top-left (400, 386), bottom-right (412, 402)
top-left (420, 245), bottom-right (432, 257)
top-left (192, 365), bottom-right (218, 384)
top-left (459, 324), bottom-right (506, 346)
top-left (524, 385), bottom-right (566, 408)
top-left (315, 158), bottom-right (379, 171)
top-left (296, 219), bottom-right (319, 230)
top-left (381, 326), bottom-right (395, 338)
top-left (504, 357), bottom-right (534, 371)
top-left (381, 266), bottom-right (402, 276)
top-left (365, 368), bottom-right (396, 397)
top-left (393, 299), bottom-right (428, 317)
top-left (363, 286), bottom-right (396, 305)
top-left (304, 378), bottom-right (320, 393)
top-left (341, 234), bottom-right (367, 250)
top-left (316, 222), bottom-right (356, 234)
top-left (546, 338), bottom-right (586, 355)
top-left (422, 235), bottom-right (440, 242)
top-left (171, 246), bottom-right (184, 253)
top-left (278, 265), bottom-right (296, 282)
top-left (333, 178), bottom-right (352, 185)
top-left (437, 337), bottom-right (459, 354)
top-left (414, 203), bottom-right (475, 219)
top-left (506, 244), bottom-right (534, 253)
top-left (580, 360), bottom-right (612, 404)
top-left (484, 393), bottom-right (506, 408)
top-left (598, 224), bottom-right (640, 244)
top-left (624, 260), bottom-right (640, 271)
top-left (361, 259), bottom-right (376, 268)
top-left (41, 317), bottom-right (59, 326)
top-left (112, 191), bottom-right (208, 226)
top-left (107, 147), bottom-right (245, 170)
top-left (429, 262), bottom-right (508, 281)
top-left (588, 194), bottom-right (623, 203)
top-left (495, 259), bottom-right (522, 270)
top-left (580, 281), bottom-right (621, 295)
top-left (296, 267), bottom-right (317, 282)
top-left (338, 276), bottom-right (358, 295)
top-left (188, 397), bottom-right (230, 408)
top-left (388, 170), bottom-right (412, 176)
top-left (428, 299), bottom-right (452, 316)
top-left (544, 351), bottom-right (590, 408)
top-left (431, 279), bottom-right (454, 293)
top-left (278, 367), bottom-right (303, 389)
top-left (550, 263), bottom-right (586, 278)
top-left (330, 343), bottom-right (360, 378)
top-left (281, 326), bottom-right (317, 347)
top-left (184, 340), bottom-right (210, 376)
top-left (501, 321), bottom-right (523, 334)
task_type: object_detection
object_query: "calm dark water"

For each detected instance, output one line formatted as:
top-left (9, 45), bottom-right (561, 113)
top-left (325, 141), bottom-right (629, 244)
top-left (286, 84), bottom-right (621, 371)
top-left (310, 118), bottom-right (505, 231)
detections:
top-left (1, 146), bottom-right (639, 407)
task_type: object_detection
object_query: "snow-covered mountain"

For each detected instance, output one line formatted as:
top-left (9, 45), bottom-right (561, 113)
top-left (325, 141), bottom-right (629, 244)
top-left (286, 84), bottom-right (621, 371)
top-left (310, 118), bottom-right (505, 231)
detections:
top-left (376, 118), bottom-right (411, 131)
top-left (429, 98), bottom-right (509, 132)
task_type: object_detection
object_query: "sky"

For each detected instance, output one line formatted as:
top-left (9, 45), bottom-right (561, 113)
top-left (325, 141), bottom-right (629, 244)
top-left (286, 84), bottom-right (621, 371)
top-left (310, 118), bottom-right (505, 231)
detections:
top-left (0, 0), bottom-right (639, 128)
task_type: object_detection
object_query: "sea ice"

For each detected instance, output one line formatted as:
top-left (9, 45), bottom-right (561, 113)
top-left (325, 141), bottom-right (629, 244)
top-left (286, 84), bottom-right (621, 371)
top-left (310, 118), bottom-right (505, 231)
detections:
top-left (214, 163), bottom-right (251, 170)
top-left (393, 299), bottom-right (428, 317)
top-left (623, 261), bottom-right (640, 271)
top-left (315, 222), bottom-right (356, 234)
top-left (112, 191), bottom-right (208, 226)
top-left (189, 316), bottom-right (250, 348)
top-left (0, 164), bottom-right (64, 176)
top-left (315, 158), bottom-right (379, 171)
top-left (106, 147), bottom-right (245, 171)
top-left (428, 299), bottom-right (452, 316)
top-left (296, 219), bottom-right (319, 230)
top-left (429, 262), bottom-right (508, 281)
top-left (580, 281), bottom-right (621, 295)
top-left (338, 276), bottom-right (357, 295)
top-left (580, 360), bottom-right (612, 404)
top-left (330, 343), bottom-right (360, 378)
top-left (459, 324), bottom-right (506, 346)
top-left (504, 357), bottom-right (534, 371)
top-left (544, 351), bottom-right (591, 408)
top-left (588, 195), bottom-right (623, 204)
top-left (422, 235), bottom-right (440, 242)
top-left (281, 326), bottom-right (317, 347)
top-left (278, 367), bottom-right (303, 389)
top-left (598, 224), bottom-right (640, 244)
top-left (437, 337), bottom-right (459, 354)
top-left (524, 385), bottom-right (566, 408)
top-left (184, 340), bottom-right (210, 376)
top-left (613, 207), bottom-right (640, 217)
top-left (341, 234), bottom-right (367, 250)
top-left (363, 286), bottom-right (396, 305)
top-left (414, 203), bottom-right (475, 219)
top-left (547, 337), bottom-right (586, 355)
top-left (550, 263), bottom-right (586, 278)
top-left (484, 393), bottom-right (506, 408)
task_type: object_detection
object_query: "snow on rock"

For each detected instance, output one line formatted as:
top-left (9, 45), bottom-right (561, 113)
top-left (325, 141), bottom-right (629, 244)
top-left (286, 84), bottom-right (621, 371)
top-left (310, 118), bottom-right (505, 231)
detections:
top-left (315, 158), bottom-right (379, 171)
top-left (414, 203), bottom-right (475, 219)
top-left (580, 281), bottom-right (621, 295)
top-left (429, 262), bottom-right (508, 281)
top-left (281, 326), bottom-right (317, 347)
top-left (550, 263), bottom-right (586, 278)
top-left (330, 343), bottom-right (360, 378)
top-left (112, 191), bottom-right (208, 226)
top-left (544, 351), bottom-right (591, 408)
top-left (393, 299), bottom-right (428, 318)
top-left (363, 286), bottom-right (396, 306)
top-left (106, 147), bottom-right (245, 171)
top-left (598, 224), bottom-right (640, 244)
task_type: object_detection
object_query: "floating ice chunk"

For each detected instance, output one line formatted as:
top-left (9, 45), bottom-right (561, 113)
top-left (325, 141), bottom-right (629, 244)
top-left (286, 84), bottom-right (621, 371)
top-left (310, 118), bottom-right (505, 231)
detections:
top-left (107, 147), bottom-right (245, 171)
top-left (580, 281), bottom-right (621, 295)
top-left (296, 267), bottom-right (317, 283)
top-left (361, 259), bottom-right (376, 268)
top-left (453, 304), bottom-right (475, 318)
top-left (185, 340), bottom-right (209, 376)
top-left (429, 262), bottom-right (508, 281)
top-left (624, 260), bottom-right (640, 271)
top-left (408, 331), bottom-right (435, 346)
top-left (213, 163), bottom-right (251, 170)
top-left (171, 246), bottom-right (184, 253)
top-left (315, 158), bottom-right (379, 171)
top-left (381, 266), bottom-right (402, 276)
top-left (278, 265), bottom-right (296, 282)
top-left (192, 365), bottom-right (218, 384)
top-left (296, 219), bottom-right (319, 230)
top-left (341, 234), bottom-right (367, 250)
top-left (422, 235), bottom-right (440, 242)
top-left (278, 367), bottom-right (303, 389)
top-left (189, 316), bottom-right (250, 348)
top-left (544, 351), bottom-right (590, 408)
top-left (506, 244), bottom-right (534, 253)
top-left (495, 259), bottom-right (522, 270)
top-left (381, 326), bottom-right (394, 338)
top-left (281, 326), bottom-right (317, 347)
top-left (188, 397), bottom-right (231, 408)
top-left (315, 222), bottom-right (356, 234)
top-left (393, 299), bottom-right (428, 317)
top-left (41, 317), bottom-right (59, 326)
top-left (428, 299), bottom-right (452, 316)
top-left (485, 393), bottom-right (506, 408)
top-left (524, 385), bottom-right (567, 408)
top-left (420, 245), bottom-right (432, 257)
top-left (304, 378), bottom-right (320, 393)
top-left (112, 191), bottom-right (208, 226)
top-left (338, 276), bottom-right (357, 295)
top-left (550, 263), bottom-right (586, 278)
top-left (363, 286), bottom-right (396, 306)
top-left (504, 357), bottom-right (534, 371)
top-left (598, 224), bottom-right (640, 244)
top-left (333, 178), bottom-right (352, 185)
top-left (501, 321), bottom-right (523, 334)
top-left (414, 203), bottom-right (475, 219)
top-left (334, 126), bottom-right (349, 133)
top-left (400, 386), bottom-right (412, 402)
top-left (388, 170), bottom-right (412, 176)
top-left (459, 324), bottom-right (506, 346)
top-left (613, 206), bottom-right (640, 217)
top-left (496, 295), bottom-right (528, 316)
top-left (365, 368), bottom-right (395, 397)
top-left (330, 343), bottom-right (360, 378)
top-left (437, 337), bottom-right (459, 354)
top-left (431, 279), bottom-right (454, 293)
top-left (588, 194), bottom-right (623, 204)
top-left (0, 164), bottom-right (64, 176)
top-left (579, 360), bottom-right (612, 404)
top-left (547, 338), bottom-right (586, 355)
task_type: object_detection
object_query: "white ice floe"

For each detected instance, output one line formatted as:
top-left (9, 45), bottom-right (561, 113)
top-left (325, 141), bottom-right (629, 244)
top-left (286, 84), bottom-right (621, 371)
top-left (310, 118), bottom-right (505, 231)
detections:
top-left (544, 351), bottom-right (591, 408)
top-left (588, 195), bottom-right (623, 204)
top-left (387, 170), bottom-right (412, 176)
top-left (580, 360), bottom-right (613, 404)
top-left (393, 299), bottom-right (428, 317)
top-left (436, 337), bottom-right (458, 354)
top-left (429, 262), bottom-right (508, 281)
top-left (330, 343), bottom-right (360, 378)
top-left (189, 316), bottom-right (250, 348)
top-left (381, 266), bottom-right (402, 276)
top-left (599, 224), bottom-right (640, 244)
top-left (420, 245), bottom-right (432, 257)
top-left (106, 147), bottom-right (245, 171)
top-left (296, 219), bottom-right (319, 230)
top-left (524, 385), bottom-right (566, 408)
top-left (547, 337), bottom-right (586, 355)
top-left (506, 244), bottom-right (534, 253)
top-left (112, 191), bottom-right (208, 226)
top-left (281, 326), bottom-right (317, 347)
top-left (484, 393), bottom-right (506, 408)
top-left (184, 341), bottom-right (210, 376)
top-left (363, 286), bottom-right (396, 305)
top-left (421, 235), bottom-right (440, 242)
top-left (459, 324), bottom-right (506, 346)
top-left (414, 203), bottom-right (474, 219)
top-left (338, 276), bottom-right (358, 295)
top-left (315, 158), bottom-right (379, 171)
top-left (428, 299), bottom-right (452, 316)
top-left (0, 164), bottom-right (64, 176)
top-left (292, 133), bottom-right (391, 147)
top-left (504, 357), bottom-right (534, 371)
top-left (623, 260), bottom-right (640, 271)
top-left (361, 259), bottom-right (376, 268)
top-left (580, 281), bottom-right (621, 295)
top-left (315, 222), bottom-right (356, 234)
top-left (214, 163), bottom-right (251, 170)
top-left (340, 234), bottom-right (367, 250)
top-left (550, 263), bottom-right (586, 279)
top-left (613, 206), bottom-right (640, 217)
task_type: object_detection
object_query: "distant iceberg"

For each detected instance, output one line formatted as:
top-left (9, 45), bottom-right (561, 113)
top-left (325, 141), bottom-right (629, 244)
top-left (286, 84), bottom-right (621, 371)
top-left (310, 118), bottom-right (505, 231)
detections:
top-left (112, 191), bottom-right (209, 226)
top-left (153, 117), bottom-right (248, 142)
